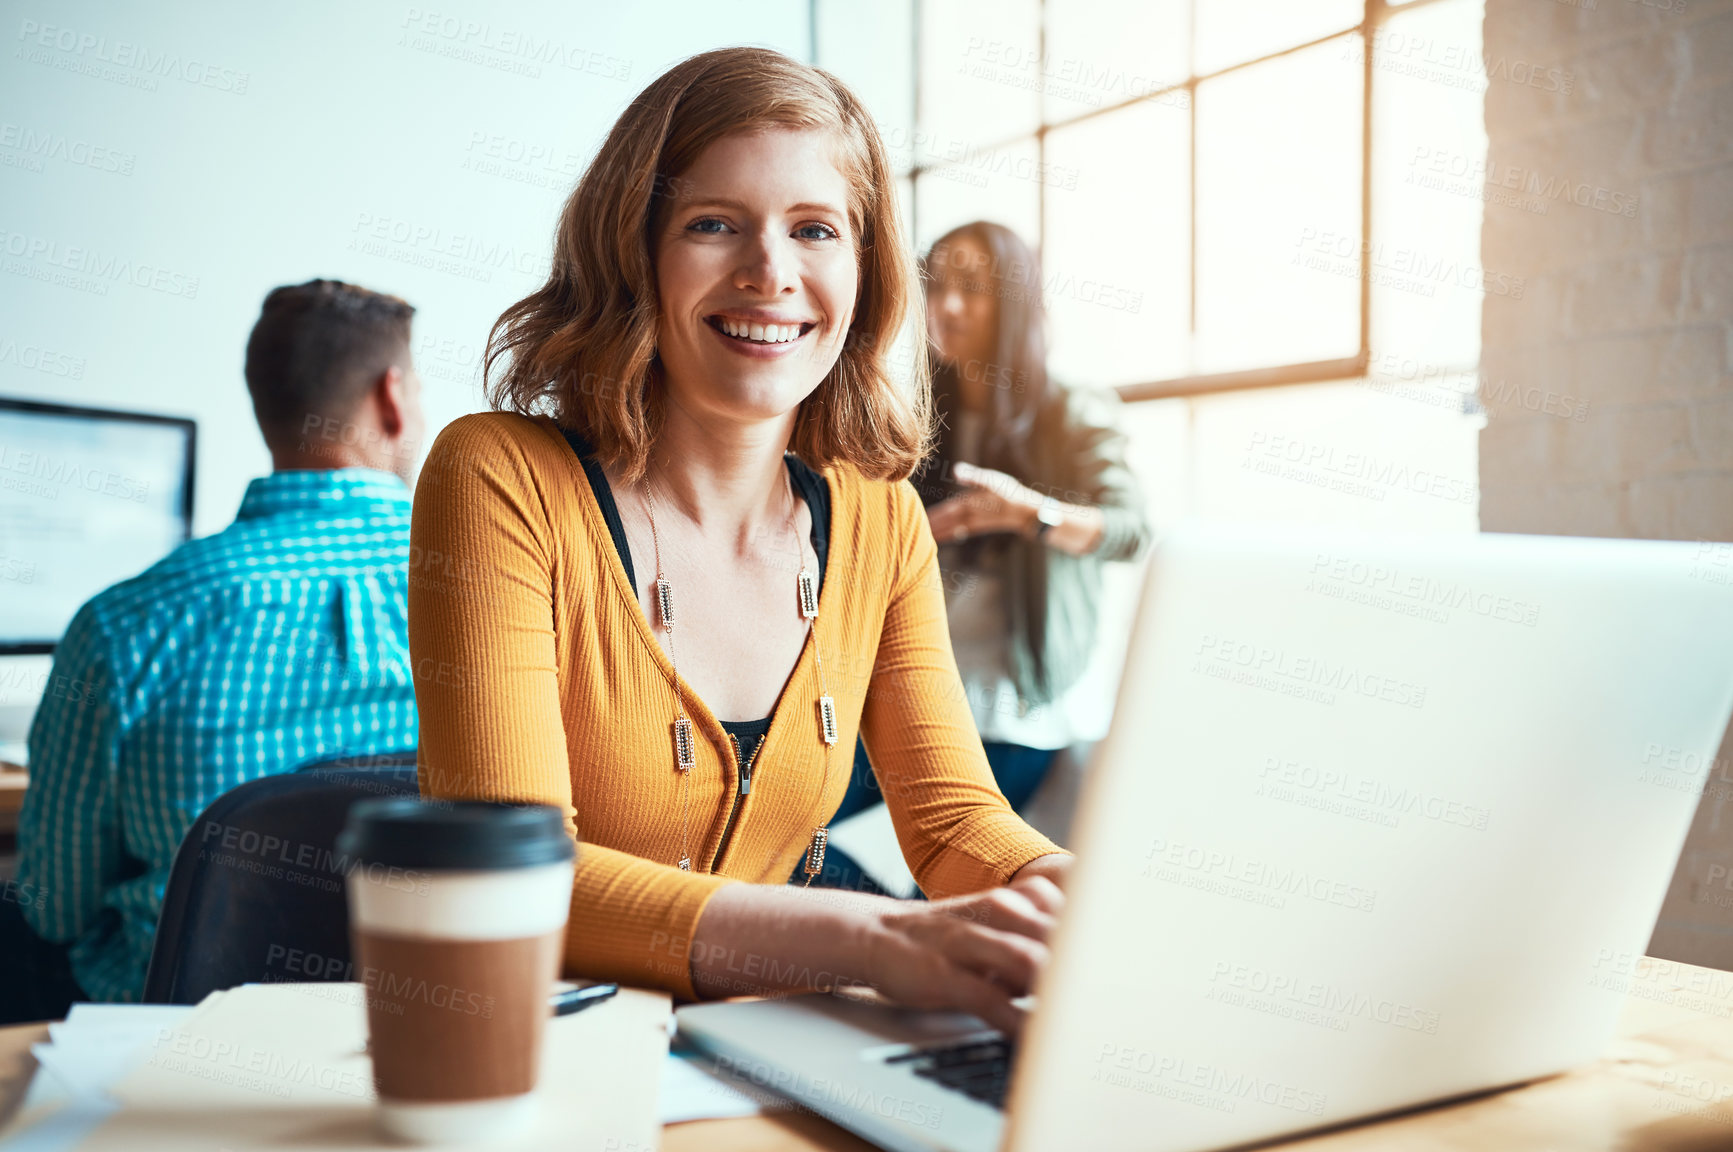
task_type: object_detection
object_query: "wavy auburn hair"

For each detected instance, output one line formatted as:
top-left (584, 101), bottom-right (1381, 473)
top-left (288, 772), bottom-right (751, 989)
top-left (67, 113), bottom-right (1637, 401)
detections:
top-left (484, 46), bottom-right (930, 483)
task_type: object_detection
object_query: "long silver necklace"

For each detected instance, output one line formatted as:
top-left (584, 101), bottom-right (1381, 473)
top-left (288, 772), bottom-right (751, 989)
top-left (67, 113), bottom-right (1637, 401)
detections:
top-left (640, 460), bottom-right (837, 881)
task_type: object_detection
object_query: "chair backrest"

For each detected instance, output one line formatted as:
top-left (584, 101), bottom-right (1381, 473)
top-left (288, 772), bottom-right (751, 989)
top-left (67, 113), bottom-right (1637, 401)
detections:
top-left (142, 750), bottom-right (419, 1005)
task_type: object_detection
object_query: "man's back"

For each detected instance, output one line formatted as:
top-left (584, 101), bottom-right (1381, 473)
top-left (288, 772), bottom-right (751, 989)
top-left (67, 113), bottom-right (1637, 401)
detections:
top-left (18, 467), bottom-right (419, 1002)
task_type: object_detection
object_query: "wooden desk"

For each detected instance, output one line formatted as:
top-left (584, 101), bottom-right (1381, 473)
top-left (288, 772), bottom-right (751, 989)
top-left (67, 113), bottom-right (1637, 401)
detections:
top-left (0, 771), bottom-right (26, 858)
top-left (9, 957), bottom-right (1733, 1150)
top-left (0, 771), bottom-right (26, 820)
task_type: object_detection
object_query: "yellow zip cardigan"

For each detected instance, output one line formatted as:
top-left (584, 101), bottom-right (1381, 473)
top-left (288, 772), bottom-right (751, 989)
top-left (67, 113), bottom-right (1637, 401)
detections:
top-left (407, 412), bottom-right (1063, 998)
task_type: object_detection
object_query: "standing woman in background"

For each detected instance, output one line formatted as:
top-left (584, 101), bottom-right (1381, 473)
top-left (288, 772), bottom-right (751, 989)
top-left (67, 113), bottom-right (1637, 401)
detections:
top-left (921, 221), bottom-right (1152, 805)
top-left (816, 223), bottom-right (1151, 893)
top-left (918, 221), bottom-right (1152, 806)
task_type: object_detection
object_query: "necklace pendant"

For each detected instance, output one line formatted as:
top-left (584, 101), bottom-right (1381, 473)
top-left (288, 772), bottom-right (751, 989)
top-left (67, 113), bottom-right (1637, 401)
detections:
top-left (803, 826), bottom-right (828, 879)
top-left (818, 695), bottom-right (838, 745)
top-left (655, 577), bottom-right (675, 630)
top-left (678, 855), bottom-right (691, 872)
top-left (797, 568), bottom-right (819, 618)
top-left (672, 716), bottom-right (695, 772)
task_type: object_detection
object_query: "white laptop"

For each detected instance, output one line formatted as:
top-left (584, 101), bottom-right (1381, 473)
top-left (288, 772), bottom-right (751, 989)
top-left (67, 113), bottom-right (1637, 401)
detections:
top-left (677, 525), bottom-right (1733, 1152)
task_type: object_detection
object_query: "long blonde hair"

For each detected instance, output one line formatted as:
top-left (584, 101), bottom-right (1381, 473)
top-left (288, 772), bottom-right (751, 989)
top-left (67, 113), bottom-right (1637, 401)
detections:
top-left (484, 46), bottom-right (930, 483)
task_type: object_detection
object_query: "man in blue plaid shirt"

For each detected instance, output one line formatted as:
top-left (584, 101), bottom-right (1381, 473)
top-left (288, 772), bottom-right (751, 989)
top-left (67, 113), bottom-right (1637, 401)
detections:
top-left (3, 280), bottom-right (426, 1020)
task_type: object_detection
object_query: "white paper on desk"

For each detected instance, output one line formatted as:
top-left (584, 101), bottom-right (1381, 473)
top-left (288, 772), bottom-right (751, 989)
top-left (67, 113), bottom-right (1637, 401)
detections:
top-left (111, 982), bottom-right (374, 1109)
top-left (84, 982), bottom-right (666, 1152)
top-left (29, 1003), bottom-right (196, 1103)
top-left (658, 1050), bottom-right (766, 1124)
top-left (1, 1003), bottom-right (193, 1152)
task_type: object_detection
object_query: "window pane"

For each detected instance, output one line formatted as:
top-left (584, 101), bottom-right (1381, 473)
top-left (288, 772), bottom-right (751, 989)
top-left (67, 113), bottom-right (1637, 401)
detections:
top-left (890, 174), bottom-right (922, 398)
top-left (1195, 37), bottom-right (1362, 375)
top-left (918, 0), bottom-right (1041, 157)
top-left (1062, 395), bottom-right (1191, 741)
top-left (913, 139), bottom-right (1041, 253)
top-left (1185, 381), bottom-right (1480, 531)
top-left (1119, 396), bottom-right (1195, 530)
top-left (820, 0), bottom-right (915, 174)
top-left (896, 175), bottom-right (915, 255)
top-left (1195, 0), bottom-right (1363, 76)
top-left (1369, 0), bottom-right (1487, 371)
top-left (1045, 103), bottom-right (1189, 387)
top-left (1040, 0), bottom-right (1190, 122)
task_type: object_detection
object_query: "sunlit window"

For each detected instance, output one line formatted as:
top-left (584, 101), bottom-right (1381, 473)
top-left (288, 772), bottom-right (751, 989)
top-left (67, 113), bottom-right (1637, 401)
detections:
top-left (906, 0), bottom-right (1486, 537)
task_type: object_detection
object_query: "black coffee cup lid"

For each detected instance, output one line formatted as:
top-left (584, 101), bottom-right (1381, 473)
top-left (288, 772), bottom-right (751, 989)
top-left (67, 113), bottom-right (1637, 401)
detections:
top-left (337, 798), bottom-right (575, 871)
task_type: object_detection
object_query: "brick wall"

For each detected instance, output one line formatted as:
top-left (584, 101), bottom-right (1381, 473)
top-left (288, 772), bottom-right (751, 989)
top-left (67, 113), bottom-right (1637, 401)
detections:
top-left (1477, 0), bottom-right (1733, 965)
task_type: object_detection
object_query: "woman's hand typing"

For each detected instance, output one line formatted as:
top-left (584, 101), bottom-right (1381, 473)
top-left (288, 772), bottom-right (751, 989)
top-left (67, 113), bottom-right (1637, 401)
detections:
top-left (690, 873), bottom-right (1067, 1034)
top-left (863, 876), bottom-right (1064, 1033)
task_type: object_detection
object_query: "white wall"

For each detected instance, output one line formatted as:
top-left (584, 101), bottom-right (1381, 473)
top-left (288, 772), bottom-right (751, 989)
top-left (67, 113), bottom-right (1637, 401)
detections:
top-left (0, 0), bottom-right (914, 734)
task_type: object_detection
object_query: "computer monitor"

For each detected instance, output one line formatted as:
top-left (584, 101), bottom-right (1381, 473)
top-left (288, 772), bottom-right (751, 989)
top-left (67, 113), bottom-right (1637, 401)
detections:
top-left (0, 398), bottom-right (196, 654)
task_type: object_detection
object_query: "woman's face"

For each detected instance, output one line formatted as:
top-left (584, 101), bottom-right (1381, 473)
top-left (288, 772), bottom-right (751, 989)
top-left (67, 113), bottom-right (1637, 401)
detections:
top-left (653, 128), bottom-right (858, 429)
top-left (925, 235), bottom-right (997, 370)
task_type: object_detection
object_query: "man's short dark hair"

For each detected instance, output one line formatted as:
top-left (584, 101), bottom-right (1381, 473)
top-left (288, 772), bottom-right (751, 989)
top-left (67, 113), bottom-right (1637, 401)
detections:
top-left (244, 279), bottom-right (415, 447)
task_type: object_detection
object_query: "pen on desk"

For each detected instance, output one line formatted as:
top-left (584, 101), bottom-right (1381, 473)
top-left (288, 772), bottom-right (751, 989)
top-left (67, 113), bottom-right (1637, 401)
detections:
top-left (550, 983), bottom-right (618, 1017)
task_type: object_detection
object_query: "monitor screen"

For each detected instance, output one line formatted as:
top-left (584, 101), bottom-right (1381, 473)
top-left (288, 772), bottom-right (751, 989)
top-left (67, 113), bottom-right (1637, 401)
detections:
top-left (0, 399), bottom-right (196, 654)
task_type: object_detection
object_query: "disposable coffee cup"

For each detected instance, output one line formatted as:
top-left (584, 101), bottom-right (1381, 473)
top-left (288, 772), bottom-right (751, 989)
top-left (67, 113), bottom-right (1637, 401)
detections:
top-left (338, 798), bottom-right (575, 1145)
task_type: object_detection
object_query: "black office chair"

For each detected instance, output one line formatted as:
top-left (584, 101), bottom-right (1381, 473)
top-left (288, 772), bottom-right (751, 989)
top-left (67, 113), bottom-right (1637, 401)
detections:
top-left (141, 750), bottom-right (420, 1005)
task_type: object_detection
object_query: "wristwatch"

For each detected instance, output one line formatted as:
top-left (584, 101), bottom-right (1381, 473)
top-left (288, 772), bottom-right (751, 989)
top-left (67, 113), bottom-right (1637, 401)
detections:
top-left (1032, 496), bottom-right (1065, 540)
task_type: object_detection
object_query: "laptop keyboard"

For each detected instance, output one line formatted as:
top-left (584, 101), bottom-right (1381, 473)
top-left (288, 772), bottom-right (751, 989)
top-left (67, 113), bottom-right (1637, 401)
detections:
top-left (885, 1037), bottom-right (1017, 1109)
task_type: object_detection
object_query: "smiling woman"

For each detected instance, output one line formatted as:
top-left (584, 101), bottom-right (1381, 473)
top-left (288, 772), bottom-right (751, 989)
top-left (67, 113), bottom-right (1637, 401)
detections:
top-left (406, 46), bottom-right (1071, 1032)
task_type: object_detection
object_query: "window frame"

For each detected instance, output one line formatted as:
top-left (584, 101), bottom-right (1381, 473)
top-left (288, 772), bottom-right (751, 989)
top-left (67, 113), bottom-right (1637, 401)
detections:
top-left (905, 0), bottom-right (1465, 402)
